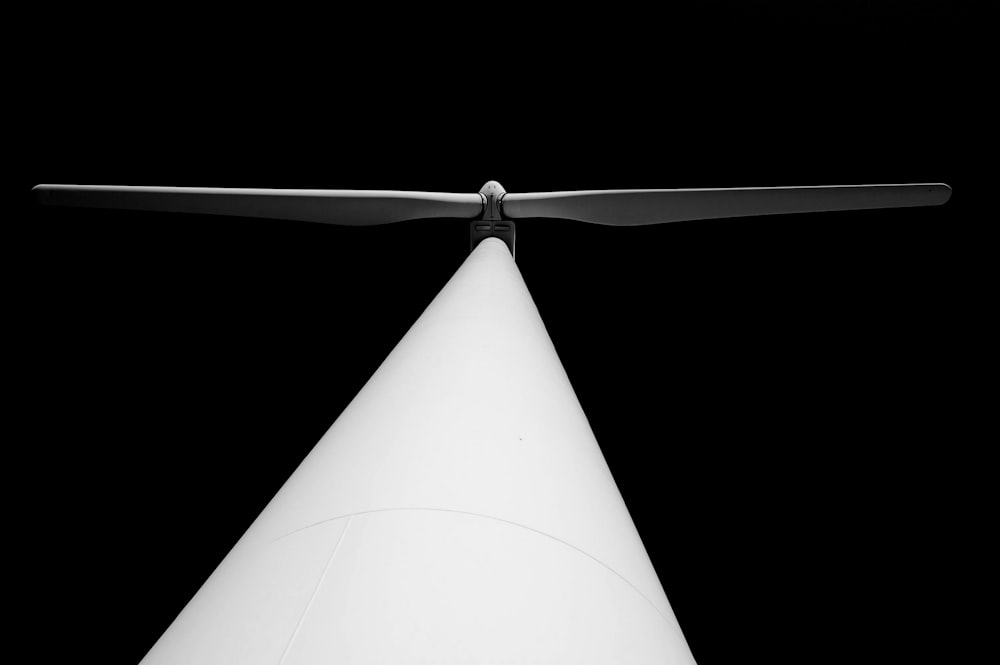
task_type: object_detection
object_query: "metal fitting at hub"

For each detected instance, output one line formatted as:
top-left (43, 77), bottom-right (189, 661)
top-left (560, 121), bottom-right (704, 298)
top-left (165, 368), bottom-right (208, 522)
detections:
top-left (470, 180), bottom-right (514, 255)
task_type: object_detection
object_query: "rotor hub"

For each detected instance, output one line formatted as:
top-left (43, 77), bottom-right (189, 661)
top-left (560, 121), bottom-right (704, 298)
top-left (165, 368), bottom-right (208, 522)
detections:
top-left (479, 180), bottom-right (506, 221)
top-left (472, 180), bottom-right (514, 255)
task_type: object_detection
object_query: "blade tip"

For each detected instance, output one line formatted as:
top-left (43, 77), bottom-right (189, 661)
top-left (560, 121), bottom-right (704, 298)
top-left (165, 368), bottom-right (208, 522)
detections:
top-left (932, 183), bottom-right (953, 205)
top-left (33, 184), bottom-right (52, 204)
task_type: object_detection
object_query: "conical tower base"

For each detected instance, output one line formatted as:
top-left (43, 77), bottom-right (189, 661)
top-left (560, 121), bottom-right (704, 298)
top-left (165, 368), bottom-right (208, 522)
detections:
top-left (140, 238), bottom-right (697, 664)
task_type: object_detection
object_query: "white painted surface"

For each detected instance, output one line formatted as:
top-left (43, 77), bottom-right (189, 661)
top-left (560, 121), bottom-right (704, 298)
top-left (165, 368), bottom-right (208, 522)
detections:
top-left (139, 238), bottom-right (697, 664)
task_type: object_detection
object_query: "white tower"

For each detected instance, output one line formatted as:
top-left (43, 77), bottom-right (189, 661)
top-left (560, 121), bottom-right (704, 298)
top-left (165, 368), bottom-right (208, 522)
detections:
top-left (137, 237), bottom-right (696, 664)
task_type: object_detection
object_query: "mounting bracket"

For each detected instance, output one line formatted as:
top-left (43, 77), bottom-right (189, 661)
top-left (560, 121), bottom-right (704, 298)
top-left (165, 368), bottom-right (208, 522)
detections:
top-left (470, 180), bottom-right (515, 256)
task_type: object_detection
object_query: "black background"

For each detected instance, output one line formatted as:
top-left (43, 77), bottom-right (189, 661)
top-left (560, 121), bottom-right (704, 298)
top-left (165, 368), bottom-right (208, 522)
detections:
top-left (17, 3), bottom-right (987, 663)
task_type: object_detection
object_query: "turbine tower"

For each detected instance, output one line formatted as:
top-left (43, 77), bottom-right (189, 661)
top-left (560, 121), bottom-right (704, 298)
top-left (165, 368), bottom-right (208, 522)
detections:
top-left (34, 180), bottom-right (951, 664)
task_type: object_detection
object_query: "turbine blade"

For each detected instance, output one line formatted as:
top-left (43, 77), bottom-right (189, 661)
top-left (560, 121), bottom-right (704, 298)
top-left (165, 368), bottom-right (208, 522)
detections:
top-left (501, 184), bottom-right (952, 225)
top-left (33, 185), bottom-right (484, 225)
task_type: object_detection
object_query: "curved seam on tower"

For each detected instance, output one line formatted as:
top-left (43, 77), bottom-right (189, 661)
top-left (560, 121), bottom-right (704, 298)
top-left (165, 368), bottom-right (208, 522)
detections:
top-left (276, 516), bottom-right (353, 665)
top-left (268, 506), bottom-right (674, 629)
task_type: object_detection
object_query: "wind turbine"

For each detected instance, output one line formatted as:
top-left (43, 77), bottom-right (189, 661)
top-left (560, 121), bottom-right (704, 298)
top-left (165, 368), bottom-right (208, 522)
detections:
top-left (34, 180), bottom-right (951, 664)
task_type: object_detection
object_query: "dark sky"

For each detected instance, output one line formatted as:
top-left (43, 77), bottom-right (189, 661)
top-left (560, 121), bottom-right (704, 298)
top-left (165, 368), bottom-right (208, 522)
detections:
top-left (17, 4), bottom-right (986, 664)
